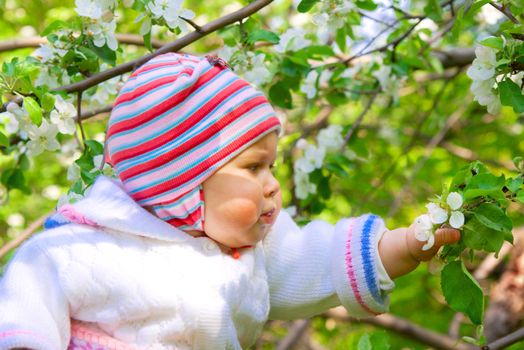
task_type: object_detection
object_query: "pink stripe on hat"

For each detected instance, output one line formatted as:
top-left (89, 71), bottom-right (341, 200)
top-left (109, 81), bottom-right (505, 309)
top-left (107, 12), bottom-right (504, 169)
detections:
top-left (106, 53), bottom-right (281, 232)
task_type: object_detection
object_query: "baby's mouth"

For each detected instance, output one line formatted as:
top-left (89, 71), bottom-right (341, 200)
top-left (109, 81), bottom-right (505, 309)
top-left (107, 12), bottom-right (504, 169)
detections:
top-left (260, 209), bottom-right (276, 224)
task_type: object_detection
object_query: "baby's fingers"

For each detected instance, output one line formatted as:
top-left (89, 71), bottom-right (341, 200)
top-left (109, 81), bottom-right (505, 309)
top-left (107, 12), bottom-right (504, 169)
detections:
top-left (434, 227), bottom-right (461, 248)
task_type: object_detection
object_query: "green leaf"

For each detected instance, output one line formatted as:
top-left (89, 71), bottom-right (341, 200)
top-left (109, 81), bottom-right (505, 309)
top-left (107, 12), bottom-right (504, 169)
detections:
top-left (269, 81), bottom-right (293, 109)
top-left (506, 177), bottom-right (523, 192)
top-left (41, 93), bottom-right (56, 112)
top-left (143, 32), bottom-right (153, 52)
top-left (499, 78), bottom-right (524, 113)
top-left (297, 0), bottom-right (320, 12)
top-left (356, 0), bottom-right (377, 11)
top-left (299, 45), bottom-right (335, 58)
top-left (357, 333), bottom-right (372, 350)
top-left (464, 173), bottom-right (505, 200)
top-left (424, 0), bottom-right (442, 22)
top-left (85, 140), bottom-right (104, 155)
top-left (42, 20), bottom-right (67, 37)
top-left (441, 261), bottom-right (484, 324)
top-left (514, 156), bottom-right (524, 171)
top-left (23, 97), bottom-right (43, 126)
top-left (0, 131), bottom-right (8, 147)
top-left (89, 42), bottom-right (117, 66)
top-left (473, 203), bottom-right (512, 232)
top-left (480, 37), bottom-right (504, 50)
top-left (336, 27), bottom-right (347, 53)
top-left (463, 216), bottom-right (505, 253)
top-left (516, 191), bottom-right (524, 204)
top-left (370, 332), bottom-right (390, 350)
top-left (247, 29), bottom-right (279, 44)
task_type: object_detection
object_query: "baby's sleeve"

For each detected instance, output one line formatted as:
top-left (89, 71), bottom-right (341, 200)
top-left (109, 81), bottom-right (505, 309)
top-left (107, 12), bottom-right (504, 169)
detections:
top-left (263, 211), bottom-right (395, 320)
top-left (0, 235), bottom-right (70, 350)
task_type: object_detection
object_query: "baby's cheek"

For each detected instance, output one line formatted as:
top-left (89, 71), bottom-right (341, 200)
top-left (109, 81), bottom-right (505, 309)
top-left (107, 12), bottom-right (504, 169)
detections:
top-left (223, 198), bottom-right (260, 226)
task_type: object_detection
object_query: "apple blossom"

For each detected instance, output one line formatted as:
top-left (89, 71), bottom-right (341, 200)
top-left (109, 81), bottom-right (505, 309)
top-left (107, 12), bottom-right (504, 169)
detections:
top-left (449, 211), bottom-right (465, 229)
top-left (414, 214), bottom-right (433, 242)
top-left (274, 28), bottom-right (311, 53)
top-left (26, 119), bottom-right (60, 157)
top-left (426, 203), bottom-right (448, 224)
top-left (50, 96), bottom-right (77, 135)
top-left (446, 192), bottom-right (463, 210)
top-left (301, 70), bottom-right (319, 99)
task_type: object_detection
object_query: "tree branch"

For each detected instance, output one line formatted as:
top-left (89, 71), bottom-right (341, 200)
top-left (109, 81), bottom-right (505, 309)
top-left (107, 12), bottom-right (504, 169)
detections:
top-left (482, 327), bottom-right (524, 350)
top-left (56, 0), bottom-right (273, 94)
top-left (341, 92), bottom-right (378, 148)
top-left (275, 319), bottom-right (311, 350)
top-left (0, 213), bottom-right (49, 260)
top-left (0, 34), bottom-right (166, 52)
top-left (489, 2), bottom-right (520, 24)
top-left (324, 307), bottom-right (477, 350)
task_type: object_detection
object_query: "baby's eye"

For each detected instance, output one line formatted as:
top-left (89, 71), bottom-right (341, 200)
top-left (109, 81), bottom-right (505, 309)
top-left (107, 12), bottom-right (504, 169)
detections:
top-left (247, 164), bottom-right (260, 172)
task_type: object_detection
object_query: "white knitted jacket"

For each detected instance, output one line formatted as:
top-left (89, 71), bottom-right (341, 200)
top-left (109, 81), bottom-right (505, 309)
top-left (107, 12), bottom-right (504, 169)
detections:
top-left (0, 176), bottom-right (394, 350)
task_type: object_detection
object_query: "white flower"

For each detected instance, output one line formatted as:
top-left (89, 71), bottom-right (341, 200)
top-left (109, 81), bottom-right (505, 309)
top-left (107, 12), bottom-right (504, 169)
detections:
top-left (35, 67), bottom-right (60, 89)
top-left (471, 78), bottom-right (501, 115)
top-left (414, 214), bottom-right (433, 242)
top-left (6, 103), bottom-right (31, 137)
top-left (0, 110), bottom-right (19, 134)
top-left (57, 191), bottom-right (84, 208)
top-left (274, 28), bottom-right (311, 53)
top-left (243, 53), bottom-right (272, 86)
top-left (295, 138), bottom-right (309, 150)
top-left (300, 70), bottom-right (319, 99)
top-left (216, 45), bottom-right (237, 62)
top-left (33, 45), bottom-right (54, 63)
top-left (294, 144), bottom-right (325, 173)
top-left (67, 162), bottom-right (81, 182)
top-left (50, 96), bottom-right (77, 135)
top-left (449, 211), bottom-right (465, 229)
top-left (312, 0), bottom-right (355, 31)
top-left (467, 46), bottom-right (497, 81)
top-left (147, 0), bottom-right (195, 31)
top-left (75, 0), bottom-right (103, 20)
top-left (422, 234), bottom-right (435, 251)
top-left (317, 125), bottom-right (344, 151)
top-left (294, 170), bottom-right (317, 199)
top-left (26, 119), bottom-right (60, 157)
top-left (87, 20), bottom-right (118, 50)
top-left (426, 203), bottom-right (448, 224)
top-left (446, 192), bottom-right (463, 210)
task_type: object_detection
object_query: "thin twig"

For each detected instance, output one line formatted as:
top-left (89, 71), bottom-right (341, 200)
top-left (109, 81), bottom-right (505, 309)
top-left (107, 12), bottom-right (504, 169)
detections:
top-left (179, 16), bottom-right (203, 32)
top-left (325, 307), bottom-right (477, 350)
top-left (482, 327), bottom-right (524, 350)
top-left (76, 91), bottom-right (86, 149)
top-left (0, 213), bottom-right (49, 260)
top-left (489, 2), bottom-right (520, 24)
top-left (341, 92), bottom-right (378, 148)
top-left (343, 18), bottom-right (422, 65)
top-left (275, 319), bottom-right (310, 350)
top-left (387, 102), bottom-right (468, 217)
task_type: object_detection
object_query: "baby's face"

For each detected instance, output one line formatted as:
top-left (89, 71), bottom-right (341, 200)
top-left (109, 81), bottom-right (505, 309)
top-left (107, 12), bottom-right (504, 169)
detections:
top-left (202, 132), bottom-right (281, 248)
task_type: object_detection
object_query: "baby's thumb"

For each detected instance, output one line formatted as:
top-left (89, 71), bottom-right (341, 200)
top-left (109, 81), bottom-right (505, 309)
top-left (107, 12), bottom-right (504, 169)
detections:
top-left (434, 227), bottom-right (461, 248)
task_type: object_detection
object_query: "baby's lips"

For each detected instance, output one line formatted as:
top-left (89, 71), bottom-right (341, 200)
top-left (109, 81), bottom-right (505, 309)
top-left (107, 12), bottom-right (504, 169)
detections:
top-left (260, 208), bottom-right (276, 224)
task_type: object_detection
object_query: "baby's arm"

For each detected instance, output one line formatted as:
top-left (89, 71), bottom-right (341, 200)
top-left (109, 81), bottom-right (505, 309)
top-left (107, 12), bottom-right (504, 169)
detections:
top-left (378, 225), bottom-right (460, 279)
top-left (0, 236), bottom-right (69, 350)
top-left (264, 211), bottom-right (394, 320)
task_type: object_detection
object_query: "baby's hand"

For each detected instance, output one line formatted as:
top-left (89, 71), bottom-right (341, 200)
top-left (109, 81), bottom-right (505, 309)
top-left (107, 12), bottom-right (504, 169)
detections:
top-left (379, 224), bottom-right (461, 279)
top-left (406, 223), bottom-right (461, 262)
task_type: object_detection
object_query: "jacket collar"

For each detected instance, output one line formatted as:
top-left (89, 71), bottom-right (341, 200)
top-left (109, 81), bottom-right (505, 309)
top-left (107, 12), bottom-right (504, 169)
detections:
top-left (68, 176), bottom-right (192, 242)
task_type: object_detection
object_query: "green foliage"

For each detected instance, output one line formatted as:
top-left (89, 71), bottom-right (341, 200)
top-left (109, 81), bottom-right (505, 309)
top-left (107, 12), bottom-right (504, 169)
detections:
top-left (441, 261), bottom-right (484, 325)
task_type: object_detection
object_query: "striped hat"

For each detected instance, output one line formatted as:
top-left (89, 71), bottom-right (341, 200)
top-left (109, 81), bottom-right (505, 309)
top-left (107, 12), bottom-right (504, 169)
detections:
top-left (105, 53), bottom-right (281, 231)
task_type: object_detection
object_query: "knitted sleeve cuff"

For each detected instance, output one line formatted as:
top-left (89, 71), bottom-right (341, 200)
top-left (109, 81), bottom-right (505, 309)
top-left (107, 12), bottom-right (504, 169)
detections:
top-left (0, 329), bottom-right (56, 350)
top-left (331, 214), bottom-right (395, 318)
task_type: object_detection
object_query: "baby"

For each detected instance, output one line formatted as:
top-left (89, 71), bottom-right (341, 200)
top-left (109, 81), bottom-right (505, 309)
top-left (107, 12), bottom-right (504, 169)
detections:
top-left (0, 53), bottom-right (459, 350)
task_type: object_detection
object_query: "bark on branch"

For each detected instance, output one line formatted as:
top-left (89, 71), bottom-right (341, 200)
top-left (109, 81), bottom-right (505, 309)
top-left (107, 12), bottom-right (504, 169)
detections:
top-left (325, 307), bottom-right (478, 350)
top-left (57, 0), bottom-right (273, 94)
